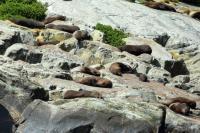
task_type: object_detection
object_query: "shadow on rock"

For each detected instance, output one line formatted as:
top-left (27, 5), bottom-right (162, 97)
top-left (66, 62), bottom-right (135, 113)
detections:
top-left (0, 104), bottom-right (14, 133)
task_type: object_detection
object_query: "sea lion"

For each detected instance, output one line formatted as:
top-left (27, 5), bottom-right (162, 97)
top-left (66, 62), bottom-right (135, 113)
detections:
top-left (35, 35), bottom-right (45, 46)
top-left (10, 18), bottom-right (45, 29)
top-left (43, 15), bottom-right (66, 24)
top-left (73, 30), bottom-right (90, 41)
top-left (63, 90), bottom-right (103, 99)
top-left (119, 45), bottom-right (152, 56)
top-left (76, 77), bottom-right (113, 88)
top-left (109, 62), bottom-right (133, 76)
top-left (160, 97), bottom-right (196, 109)
top-left (45, 24), bottom-right (80, 33)
top-left (136, 73), bottom-right (148, 82)
top-left (169, 102), bottom-right (190, 115)
top-left (190, 11), bottom-right (200, 20)
top-left (80, 67), bottom-right (101, 76)
top-left (144, 1), bottom-right (176, 12)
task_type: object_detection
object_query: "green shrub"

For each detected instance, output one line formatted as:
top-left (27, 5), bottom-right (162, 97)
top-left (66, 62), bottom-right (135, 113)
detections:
top-left (95, 23), bottom-right (128, 47)
top-left (0, 0), bottom-right (47, 20)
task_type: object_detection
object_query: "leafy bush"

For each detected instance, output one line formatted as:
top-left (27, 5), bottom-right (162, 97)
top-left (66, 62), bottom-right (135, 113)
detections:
top-left (0, 0), bottom-right (47, 20)
top-left (95, 23), bottom-right (128, 47)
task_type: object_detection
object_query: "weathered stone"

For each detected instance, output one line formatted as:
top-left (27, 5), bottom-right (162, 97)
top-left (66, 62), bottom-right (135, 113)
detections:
top-left (4, 43), bottom-right (43, 64)
top-left (39, 29), bottom-right (72, 45)
top-left (17, 99), bottom-right (165, 133)
top-left (90, 30), bottom-right (104, 42)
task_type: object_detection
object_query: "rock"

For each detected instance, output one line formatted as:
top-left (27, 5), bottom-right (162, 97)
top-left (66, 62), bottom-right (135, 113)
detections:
top-left (39, 29), bottom-right (72, 45)
top-left (16, 99), bottom-right (165, 133)
top-left (57, 37), bottom-right (78, 52)
top-left (38, 0), bottom-right (200, 55)
top-left (148, 67), bottom-right (171, 83)
top-left (40, 45), bottom-right (84, 70)
top-left (90, 30), bottom-right (104, 42)
top-left (172, 75), bottom-right (190, 84)
top-left (0, 104), bottom-right (15, 133)
top-left (0, 21), bottom-right (34, 54)
top-left (138, 54), bottom-right (161, 66)
top-left (67, 40), bottom-right (120, 65)
top-left (163, 59), bottom-right (189, 77)
top-left (4, 43), bottom-right (43, 64)
top-left (136, 62), bottom-right (151, 74)
top-left (165, 107), bottom-right (200, 132)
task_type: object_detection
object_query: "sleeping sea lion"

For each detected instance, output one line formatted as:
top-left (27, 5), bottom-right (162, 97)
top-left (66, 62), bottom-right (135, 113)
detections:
top-left (119, 45), bottom-right (152, 56)
top-left (144, 1), bottom-right (176, 12)
top-left (80, 67), bottom-right (101, 76)
top-left (45, 24), bottom-right (80, 33)
top-left (43, 15), bottom-right (66, 24)
top-left (75, 77), bottom-right (112, 88)
top-left (160, 97), bottom-right (196, 109)
top-left (169, 102), bottom-right (190, 115)
top-left (63, 89), bottom-right (103, 99)
top-left (10, 18), bottom-right (45, 29)
top-left (109, 62), bottom-right (133, 76)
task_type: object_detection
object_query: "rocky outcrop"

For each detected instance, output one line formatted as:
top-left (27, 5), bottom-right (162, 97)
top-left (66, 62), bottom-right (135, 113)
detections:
top-left (1, 0), bottom-right (200, 132)
top-left (16, 99), bottom-right (165, 133)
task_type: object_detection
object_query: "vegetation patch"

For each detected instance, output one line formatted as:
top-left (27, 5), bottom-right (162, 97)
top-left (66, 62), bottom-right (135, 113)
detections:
top-left (95, 23), bottom-right (128, 48)
top-left (0, 0), bottom-right (47, 20)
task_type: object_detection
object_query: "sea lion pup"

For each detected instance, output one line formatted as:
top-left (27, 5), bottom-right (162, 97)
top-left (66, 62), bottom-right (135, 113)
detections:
top-left (63, 89), bottom-right (103, 99)
top-left (76, 77), bottom-right (113, 88)
top-left (45, 24), bottom-right (80, 33)
top-left (43, 15), bottom-right (66, 24)
top-left (136, 73), bottom-right (148, 82)
top-left (119, 45), bottom-right (152, 56)
top-left (144, 1), bottom-right (176, 12)
top-left (10, 18), bottom-right (45, 29)
top-left (160, 97), bottom-right (196, 109)
top-left (109, 62), bottom-right (133, 76)
top-left (80, 67), bottom-right (101, 76)
top-left (169, 102), bottom-right (190, 115)
top-left (73, 30), bottom-right (90, 41)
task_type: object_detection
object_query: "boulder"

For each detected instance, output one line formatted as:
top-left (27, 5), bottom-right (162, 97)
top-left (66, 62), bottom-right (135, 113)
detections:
top-left (16, 99), bottom-right (165, 133)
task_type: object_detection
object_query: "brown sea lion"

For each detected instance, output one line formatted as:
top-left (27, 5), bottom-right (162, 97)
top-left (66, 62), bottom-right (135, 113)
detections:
top-left (144, 1), bottom-right (176, 12)
top-left (136, 73), bottom-right (148, 82)
top-left (119, 45), bottom-right (152, 56)
top-left (43, 15), bottom-right (66, 24)
top-left (10, 18), bottom-right (45, 29)
top-left (109, 62), bottom-right (133, 76)
top-left (76, 77), bottom-right (112, 88)
top-left (169, 102), bottom-right (190, 115)
top-left (73, 30), bottom-right (90, 41)
top-left (160, 97), bottom-right (196, 109)
top-left (80, 67), bottom-right (101, 76)
top-left (63, 89), bottom-right (103, 99)
top-left (45, 24), bottom-right (80, 33)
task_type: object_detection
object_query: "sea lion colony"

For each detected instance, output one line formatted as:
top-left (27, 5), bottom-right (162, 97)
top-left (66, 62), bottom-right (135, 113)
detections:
top-left (9, 14), bottom-right (198, 117)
